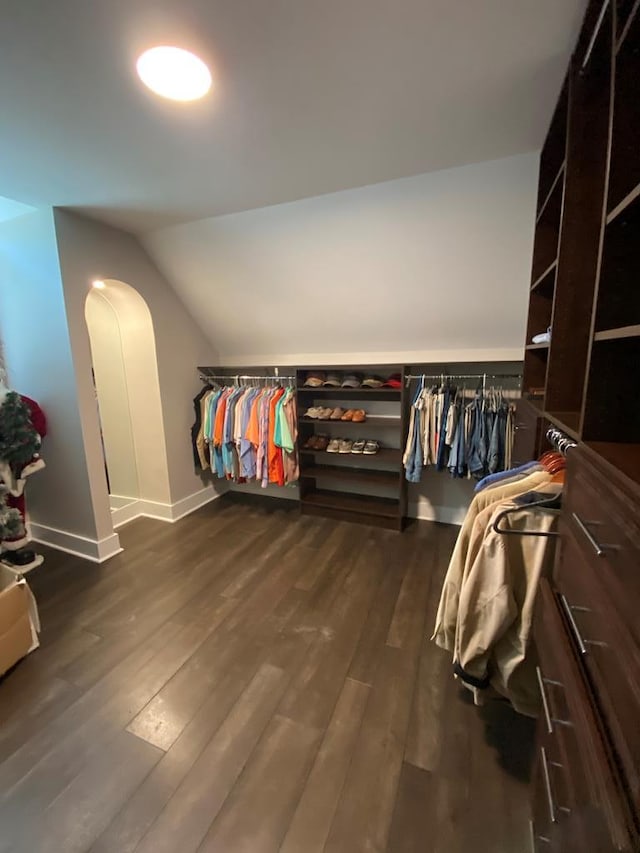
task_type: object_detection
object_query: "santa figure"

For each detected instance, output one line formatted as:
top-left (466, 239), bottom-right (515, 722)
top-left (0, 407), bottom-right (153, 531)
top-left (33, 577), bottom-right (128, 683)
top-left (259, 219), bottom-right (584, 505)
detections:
top-left (0, 371), bottom-right (47, 569)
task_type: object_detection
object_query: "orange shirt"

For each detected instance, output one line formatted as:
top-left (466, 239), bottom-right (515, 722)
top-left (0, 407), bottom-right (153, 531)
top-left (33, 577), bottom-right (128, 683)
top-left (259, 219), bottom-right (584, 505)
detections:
top-left (268, 388), bottom-right (285, 486)
top-left (213, 390), bottom-right (228, 446)
top-left (246, 390), bottom-right (263, 447)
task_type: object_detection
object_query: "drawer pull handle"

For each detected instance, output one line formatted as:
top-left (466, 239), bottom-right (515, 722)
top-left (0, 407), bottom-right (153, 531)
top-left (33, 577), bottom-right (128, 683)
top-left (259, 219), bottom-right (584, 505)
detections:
top-left (536, 667), bottom-right (553, 734)
top-left (572, 513), bottom-right (605, 557)
top-left (559, 594), bottom-right (588, 655)
top-left (540, 746), bottom-right (557, 824)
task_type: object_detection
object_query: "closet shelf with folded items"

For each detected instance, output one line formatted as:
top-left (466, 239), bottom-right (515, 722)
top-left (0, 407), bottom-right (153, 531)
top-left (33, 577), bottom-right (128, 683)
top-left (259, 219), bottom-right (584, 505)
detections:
top-left (431, 424), bottom-right (570, 717)
top-left (192, 370), bottom-right (299, 488)
top-left (403, 372), bottom-right (522, 484)
top-left (297, 366), bottom-right (407, 530)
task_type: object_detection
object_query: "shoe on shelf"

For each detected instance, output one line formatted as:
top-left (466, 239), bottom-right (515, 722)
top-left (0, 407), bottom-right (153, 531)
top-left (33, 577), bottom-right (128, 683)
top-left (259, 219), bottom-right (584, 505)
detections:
top-left (316, 407), bottom-right (333, 420)
top-left (304, 371), bottom-right (326, 387)
top-left (351, 439), bottom-right (366, 454)
top-left (363, 440), bottom-right (380, 455)
top-left (327, 438), bottom-right (341, 453)
top-left (362, 375), bottom-right (384, 388)
top-left (341, 374), bottom-right (362, 389)
top-left (314, 435), bottom-right (329, 451)
top-left (304, 407), bottom-right (322, 418)
top-left (302, 435), bottom-right (317, 449)
top-left (339, 439), bottom-right (353, 454)
top-left (323, 373), bottom-right (342, 387)
top-left (351, 409), bottom-right (367, 423)
top-left (329, 407), bottom-right (345, 420)
top-left (341, 409), bottom-right (355, 421)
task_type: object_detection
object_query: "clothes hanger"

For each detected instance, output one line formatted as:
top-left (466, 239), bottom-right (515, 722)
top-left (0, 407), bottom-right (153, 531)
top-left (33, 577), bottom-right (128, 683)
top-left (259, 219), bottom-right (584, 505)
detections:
top-left (492, 494), bottom-right (562, 538)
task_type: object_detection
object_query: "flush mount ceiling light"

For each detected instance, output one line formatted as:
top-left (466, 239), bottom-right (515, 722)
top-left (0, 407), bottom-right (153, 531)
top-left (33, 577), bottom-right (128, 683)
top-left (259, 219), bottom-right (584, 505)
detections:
top-left (136, 46), bottom-right (212, 101)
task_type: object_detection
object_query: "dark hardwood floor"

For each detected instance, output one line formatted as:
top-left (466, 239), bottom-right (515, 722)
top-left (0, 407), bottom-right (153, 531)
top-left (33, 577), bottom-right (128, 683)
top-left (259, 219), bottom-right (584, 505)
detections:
top-left (0, 495), bottom-right (535, 852)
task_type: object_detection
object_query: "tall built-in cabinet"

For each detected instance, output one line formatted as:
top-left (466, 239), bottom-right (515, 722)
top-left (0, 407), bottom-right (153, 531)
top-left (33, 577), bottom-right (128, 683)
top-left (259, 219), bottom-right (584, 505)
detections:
top-left (518, 2), bottom-right (640, 850)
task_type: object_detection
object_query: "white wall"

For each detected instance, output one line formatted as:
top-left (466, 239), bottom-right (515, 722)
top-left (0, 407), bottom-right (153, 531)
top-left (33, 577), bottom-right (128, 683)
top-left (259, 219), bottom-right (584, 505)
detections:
top-left (86, 280), bottom-right (175, 509)
top-left (85, 290), bottom-right (140, 501)
top-left (51, 210), bottom-right (224, 545)
top-left (0, 209), bottom-right (109, 546)
top-left (144, 153), bottom-right (538, 366)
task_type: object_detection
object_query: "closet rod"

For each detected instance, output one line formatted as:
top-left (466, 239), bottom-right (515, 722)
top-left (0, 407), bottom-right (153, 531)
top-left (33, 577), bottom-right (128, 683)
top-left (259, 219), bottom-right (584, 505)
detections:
top-left (199, 373), bottom-right (296, 383)
top-left (405, 372), bottom-right (522, 384)
top-left (546, 426), bottom-right (577, 456)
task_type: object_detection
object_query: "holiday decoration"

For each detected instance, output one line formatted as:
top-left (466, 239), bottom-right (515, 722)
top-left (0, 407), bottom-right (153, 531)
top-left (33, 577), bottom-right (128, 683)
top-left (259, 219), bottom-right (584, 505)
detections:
top-left (0, 481), bottom-right (24, 543)
top-left (0, 389), bottom-right (47, 557)
top-left (0, 392), bottom-right (42, 480)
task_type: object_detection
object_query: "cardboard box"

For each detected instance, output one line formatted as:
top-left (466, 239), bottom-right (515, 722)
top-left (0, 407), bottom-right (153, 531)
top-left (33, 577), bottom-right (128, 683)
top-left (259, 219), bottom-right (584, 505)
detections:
top-left (0, 565), bottom-right (40, 677)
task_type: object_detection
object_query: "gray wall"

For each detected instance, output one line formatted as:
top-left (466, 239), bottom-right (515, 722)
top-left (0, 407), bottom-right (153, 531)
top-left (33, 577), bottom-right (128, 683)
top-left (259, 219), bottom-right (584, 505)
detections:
top-left (0, 209), bottom-right (100, 539)
top-left (53, 209), bottom-right (221, 534)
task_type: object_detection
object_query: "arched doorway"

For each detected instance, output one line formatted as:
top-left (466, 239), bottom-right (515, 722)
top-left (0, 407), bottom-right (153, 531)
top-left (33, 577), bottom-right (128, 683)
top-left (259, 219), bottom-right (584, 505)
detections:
top-left (85, 279), bottom-right (170, 527)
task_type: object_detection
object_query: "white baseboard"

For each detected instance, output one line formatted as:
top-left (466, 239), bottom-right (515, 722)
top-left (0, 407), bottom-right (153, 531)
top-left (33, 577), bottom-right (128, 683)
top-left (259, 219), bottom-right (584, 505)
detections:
top-left (28, 522), bottom-right (123, 563)
top-left (169, 485), bottom-right (228, 521)
top-left (408, 501), bottom-right (465, 526)
top-left (111, 500), bottom-right (143, 529)
top-left (28, 486), bottom-right (225, 564)
top-left (110, 485), bottom-right (227, 528)
top-left (130, 485), bottom-right (227, 524)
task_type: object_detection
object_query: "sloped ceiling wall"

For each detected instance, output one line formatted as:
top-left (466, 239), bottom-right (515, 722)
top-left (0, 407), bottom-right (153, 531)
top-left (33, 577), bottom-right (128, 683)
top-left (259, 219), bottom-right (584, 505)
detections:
top-left (143, 152), bottom-right (538, 366)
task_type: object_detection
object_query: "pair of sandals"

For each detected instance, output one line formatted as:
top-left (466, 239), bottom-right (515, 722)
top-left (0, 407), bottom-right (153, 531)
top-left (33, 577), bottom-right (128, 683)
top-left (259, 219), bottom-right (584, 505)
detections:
top-left (304, 407), bottom-right (367, 422)
top-left (327, 438), bottom-right (380, 455)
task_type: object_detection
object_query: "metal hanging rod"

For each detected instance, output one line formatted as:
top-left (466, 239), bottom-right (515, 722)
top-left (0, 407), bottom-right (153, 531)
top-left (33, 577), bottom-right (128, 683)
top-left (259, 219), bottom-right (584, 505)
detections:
top-left (546, 426), bottom-right (577, 456)
top-left (405, 372), bottom-right (522, 385)
top-left (199, 373), bottom-right (296, 383)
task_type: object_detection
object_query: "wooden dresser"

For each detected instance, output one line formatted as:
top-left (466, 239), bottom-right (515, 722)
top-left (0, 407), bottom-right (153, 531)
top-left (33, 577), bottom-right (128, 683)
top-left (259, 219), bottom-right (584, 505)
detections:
top-left (519, 1), bottom-right (640, 849)
top-left (531, 446), bottom-right (640, 851)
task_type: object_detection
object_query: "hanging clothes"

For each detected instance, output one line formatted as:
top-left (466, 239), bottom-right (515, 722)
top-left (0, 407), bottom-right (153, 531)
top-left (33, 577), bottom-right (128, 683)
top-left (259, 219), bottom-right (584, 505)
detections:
top-left (191, 380), bottom-right (298, 488)
top-left (431, 449), bottom-right (566, 717)
top-left (402, 377), bottom-right (516, 483)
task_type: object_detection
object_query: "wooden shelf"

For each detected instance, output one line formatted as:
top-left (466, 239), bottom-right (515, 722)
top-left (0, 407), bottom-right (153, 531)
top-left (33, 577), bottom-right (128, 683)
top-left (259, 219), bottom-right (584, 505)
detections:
top-left (297, 386), bottom-right (401, 396)
top-left (301, 488), bottom-right (399, 519)
top-left (300, 447), bottom-right (401, 466)
top-left (525, 343), bottom-right (550, 351)
top-left (299, 415), bottom-right (401, 427)
top-left (531, 260), bottom-right (558, 291)
top-left (593, 325), bottom-right (640, 342)
top-left (300, 464), bottom-right (399, 488)
top-left (606, 180), bottom-right (640, 225)
top-left (536, 162), bottom-right (566, 224)
top-left (546, 411), bottom-right (581, 440)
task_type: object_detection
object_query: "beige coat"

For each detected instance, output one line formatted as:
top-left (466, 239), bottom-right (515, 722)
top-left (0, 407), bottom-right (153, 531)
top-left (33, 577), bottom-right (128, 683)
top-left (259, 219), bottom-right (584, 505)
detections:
top-left (453, 503), bottom-right (559, 716)
top-left (432, 469), bottom-right (553, 653)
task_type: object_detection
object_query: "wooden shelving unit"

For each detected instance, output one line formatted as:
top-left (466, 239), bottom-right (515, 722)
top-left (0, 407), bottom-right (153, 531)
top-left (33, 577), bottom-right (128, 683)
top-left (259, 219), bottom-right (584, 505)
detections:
top-left (524, 6), bottom-right (640, 849)
top-left (593, 324), bottom-right (640, 341)
top-left (299, 446), bottom-right (402, 465)
top-left (296, 366), bottom-right (407, 530)
top-left (515, 0), bottom-right (640, 478)
top-left (298, 415), bottom-right (401, 428)
top-left (296, 386), bottom-right (401, 397)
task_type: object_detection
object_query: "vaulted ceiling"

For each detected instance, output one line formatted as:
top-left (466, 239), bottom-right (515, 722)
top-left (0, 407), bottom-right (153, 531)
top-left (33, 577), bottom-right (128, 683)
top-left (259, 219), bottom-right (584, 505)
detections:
top-left (0, 0), bottom-right (585, 233)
